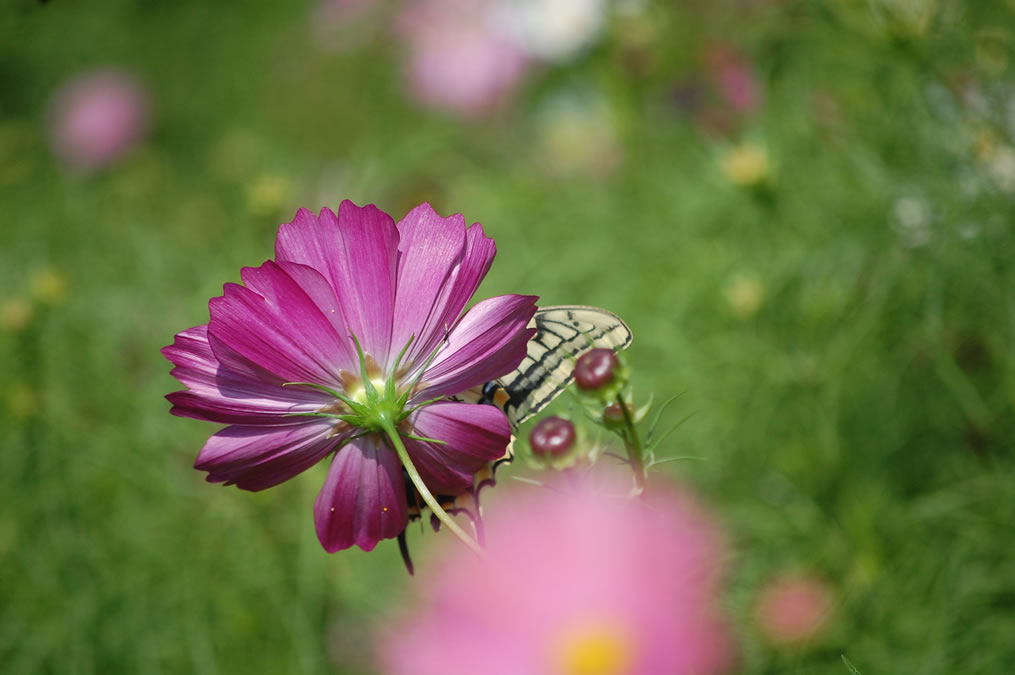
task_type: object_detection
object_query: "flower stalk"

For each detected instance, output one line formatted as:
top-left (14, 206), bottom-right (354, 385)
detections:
top-left (380, 418), bottom-right (485, 556)
top-left (615, 393), bottom-right (647, 491)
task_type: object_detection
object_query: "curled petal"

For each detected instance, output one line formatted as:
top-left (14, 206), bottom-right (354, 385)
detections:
top-left (419, 294), bottom-right (537, 400)
top-left (195, 422), bottom-right (339, 492)
top-left (314, 436), bottom-right (408, 552)
top-left (391, 203), bottom-right (468, 366)
top-left (164, 324), bottom-right (331, 425)
top-left (274, 202), bottom-right (398, 363)
top-left (403, 401), bottom-right (512, 495)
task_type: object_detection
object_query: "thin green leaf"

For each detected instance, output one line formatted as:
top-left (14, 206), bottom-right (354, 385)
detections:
top-left (841, 655), bottom-right (862, 675)
top-left (644, 392), bottom-right (685, 445)
top-left (646, 410), bottom-right (698, 453)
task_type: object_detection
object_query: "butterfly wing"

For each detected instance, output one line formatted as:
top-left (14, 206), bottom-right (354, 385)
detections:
top-left (494, 305), bottom-right (633, 429)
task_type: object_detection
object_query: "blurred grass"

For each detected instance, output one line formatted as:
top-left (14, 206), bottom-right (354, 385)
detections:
top-left (2, 0), bottom-right (1015, 673)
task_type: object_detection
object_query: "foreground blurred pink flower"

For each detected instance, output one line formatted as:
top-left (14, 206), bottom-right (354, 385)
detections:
top-left (380, 477), bottom-right (736, 674)
top-left (755, 574), bottom-right (835, 646)
top-left (164, 200), bottom-right (537, 552)
top-left (398, 0), bottom-right (528, 117)
top-left (47, 69), bottom-right (149, 171)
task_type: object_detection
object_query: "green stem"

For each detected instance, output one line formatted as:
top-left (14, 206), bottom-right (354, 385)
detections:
top-left (617, 393), bottom-right (647, 491)
top-left (380, 419), bottom-right (485, 557)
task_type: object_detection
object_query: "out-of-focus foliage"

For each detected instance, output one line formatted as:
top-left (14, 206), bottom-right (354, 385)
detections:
top-left (2, 0), bottom-right (1014, 673)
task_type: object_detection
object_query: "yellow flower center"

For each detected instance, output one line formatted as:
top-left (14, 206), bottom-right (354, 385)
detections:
top-left (347, 377), bottom-right (390, 406)
top-left (553, 622), bottom-right (635, 675)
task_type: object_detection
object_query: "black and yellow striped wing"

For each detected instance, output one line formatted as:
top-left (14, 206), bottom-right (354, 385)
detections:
top-left (480, 305), bottom-right (633, 430)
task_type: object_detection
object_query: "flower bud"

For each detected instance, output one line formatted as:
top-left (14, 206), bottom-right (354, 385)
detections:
top-left (529, 416), bottom-right (576, 457)
top-left (602, 401), bottom-right (630, 429)
top-left (574, 348), bottom-right (619, 390)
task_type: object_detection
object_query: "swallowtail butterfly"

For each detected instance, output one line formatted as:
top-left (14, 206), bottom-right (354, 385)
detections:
top-left (399, 306), bottom-right (632, 570)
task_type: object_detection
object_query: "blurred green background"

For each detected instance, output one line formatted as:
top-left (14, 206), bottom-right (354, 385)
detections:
top-left (3, 0), bottom-right (1015, 672)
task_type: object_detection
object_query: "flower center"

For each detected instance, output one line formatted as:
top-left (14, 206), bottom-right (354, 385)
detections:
top-left (553, 621), bottom-right (635, 675)
top-left (347, 377), bottom-right (391, 406)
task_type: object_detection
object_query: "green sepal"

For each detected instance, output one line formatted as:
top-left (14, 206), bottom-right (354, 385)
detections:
top-left (401, 434), bottom-right (448, 445)
top-left (348, 332), bottom-right (378, 402)
top-left (399, 331), bottom-right (448, 405)
top-left (401, 394), bottom-right (449, 419)
top-left (284, 411), bottom-right (346, 420)
top-left (281, 381), bottom-right (365, 415)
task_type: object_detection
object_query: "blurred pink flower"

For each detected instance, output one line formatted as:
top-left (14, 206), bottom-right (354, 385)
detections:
top-left (755, 574), bottom-right (835, 646)
top-left (379, 476), bottom-right (736, 674)
top-left (705, 45), bottom-right (763, 114)
top-left (48, 68), bottom-right (149, 171)
top-left (397, 0), bottom-right (528, 117)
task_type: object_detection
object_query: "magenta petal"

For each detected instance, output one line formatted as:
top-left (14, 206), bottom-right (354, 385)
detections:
top-left (408, 222), bottom-right (497, 367)
top-left (195, 422), bottom-right (339, 492)
top-left (164, 325), bottom-right (332, 425)
top-left (391, 203), bottom-right (467, 365)
top-left (403, 402), bottom-right (512, 495)
top-left (419, 294), bottom-right (538, 400)
top-left (314, 436), bottom-right (408, 552)
top-left (208, 261), bottom-right (352, 385)
top-left (275, 202), bottom-right (398, 363)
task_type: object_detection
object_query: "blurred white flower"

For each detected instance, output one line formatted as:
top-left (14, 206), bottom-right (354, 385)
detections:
top-left (892, 195), bottom-right (930, 229)
top-left (984, 145), bottom-right (1015, 193)
top-left (490, 0), bottom-right (607, 62)
top-left (891, 194), bottom-right (932, 247)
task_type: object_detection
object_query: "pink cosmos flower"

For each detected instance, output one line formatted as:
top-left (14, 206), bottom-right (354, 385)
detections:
top-left (163, 200), bottom-right (537, 552)
top-left (755, 574), bottom-right (835, 646)
top-left (47, 68), bottom-right (149, 171)
top-left (379, 476), bottom-right (737, 674)
top-left (397, 0), bottom-right (529, 117)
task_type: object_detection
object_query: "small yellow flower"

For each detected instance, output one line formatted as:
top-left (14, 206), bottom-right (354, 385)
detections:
top-left (246, 174), bottom-right (292, 216)
top-left (1, 298), bottom-right (32, 331)
top-left (725, 274), bottom-right (765, 319)
top-left (720, 142), bottom-right (771, 188)
top-left (29, 267), bottom-right (68, 306)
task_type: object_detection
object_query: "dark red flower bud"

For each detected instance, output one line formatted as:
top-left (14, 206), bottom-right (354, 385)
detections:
top-left (602, 401), bottom-right (629, 427)
top-left (574, 348), bottom-right (619, 390)
top-left (529, 416), bottom-right (576, 457)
